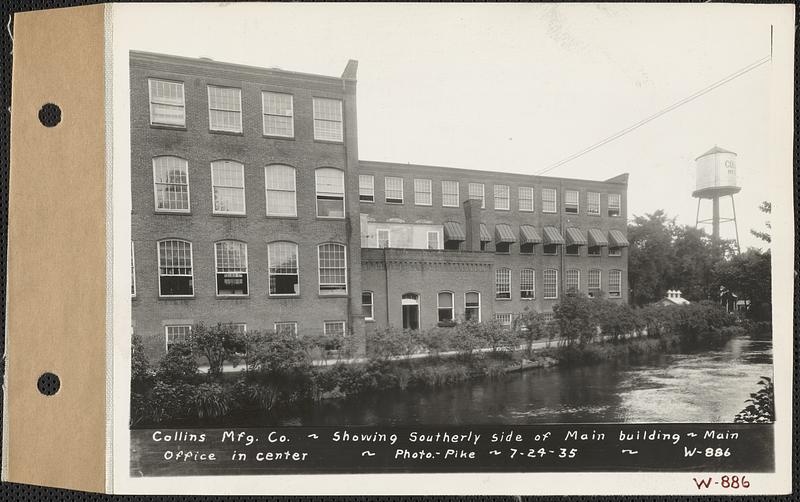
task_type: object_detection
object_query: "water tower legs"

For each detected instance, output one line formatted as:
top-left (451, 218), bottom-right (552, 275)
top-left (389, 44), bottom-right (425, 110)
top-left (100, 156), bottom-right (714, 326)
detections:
top-left (694, 196), bottom-right (741, 255)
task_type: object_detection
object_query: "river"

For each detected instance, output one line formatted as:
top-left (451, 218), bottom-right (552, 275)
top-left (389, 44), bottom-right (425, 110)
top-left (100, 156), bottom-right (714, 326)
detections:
top-left (291, 333), bottom-right (772, 425)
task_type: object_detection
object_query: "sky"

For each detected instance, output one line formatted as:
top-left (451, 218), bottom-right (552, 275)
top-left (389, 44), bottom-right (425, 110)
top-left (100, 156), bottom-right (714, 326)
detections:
top-left (114, 2), bottom-right (790, 250)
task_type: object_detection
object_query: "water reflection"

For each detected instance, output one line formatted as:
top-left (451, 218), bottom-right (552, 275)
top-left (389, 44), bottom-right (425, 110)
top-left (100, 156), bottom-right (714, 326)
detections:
top-left (292, 335), bottom-right (772, 425)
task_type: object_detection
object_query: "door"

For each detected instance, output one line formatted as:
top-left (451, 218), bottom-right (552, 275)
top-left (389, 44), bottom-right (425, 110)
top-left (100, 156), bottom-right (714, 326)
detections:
top-left (401, 293), bottom-right (420, 330)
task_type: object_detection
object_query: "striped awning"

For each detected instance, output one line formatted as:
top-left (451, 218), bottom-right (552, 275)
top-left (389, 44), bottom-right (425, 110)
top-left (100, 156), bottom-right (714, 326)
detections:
top-left (519, 225), bottom-right (542, 245)
top-left (443, 221), bottom-right (466, 241)
top-left (543, 226), bottom-right (565, 245)
top-left (495, 224), bottom-right (516, 243)
top-left (608, 229), bottom-right (630, 248)
top-left (587, 228), bottom-right (609, 247)
top-left (479, 223), bottom-right (492, 242)
top-left (565, 228), bottom-right (588, 246)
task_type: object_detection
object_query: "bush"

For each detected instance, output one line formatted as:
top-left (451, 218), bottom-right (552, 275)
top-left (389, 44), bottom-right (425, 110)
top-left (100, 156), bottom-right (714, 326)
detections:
top-left (131, 334), bottom-right (154, 394)
top-left (553, 294), bottom-right (599, 346)
top-left (191, 323), bottom-right (247, 378)
top-left (190, 382), bottom-right (232, 419)
top-left (147, 381), bottom-right (198, 424)
top-left (155, 342), bottom-right (198, 382)
top-left (418, 327), bottom-right (457, 358)
top-left (734, 377), bottom-right (774, 423)
top-left (514, 308), bottom-right (548, 357)
top-left (475, 319), bottom-right (519, 354)
top-left (366, 327), bottom-right (422, 361)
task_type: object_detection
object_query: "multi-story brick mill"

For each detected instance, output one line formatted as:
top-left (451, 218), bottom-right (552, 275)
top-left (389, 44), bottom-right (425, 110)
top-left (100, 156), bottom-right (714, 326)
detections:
top-left (129, 51), bottom-right (630, 361)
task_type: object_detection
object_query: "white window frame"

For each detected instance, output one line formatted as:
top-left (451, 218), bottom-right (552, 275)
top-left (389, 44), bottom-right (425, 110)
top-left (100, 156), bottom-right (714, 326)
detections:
top-left (566, 269), bottom-right (580, 293)
top-left (587, 191), bottom-right (600, 215)
top-left (157, 239), bottom-right (194, 297)
top-left (519, 186), bottom-right (534, 212)
top-left (608, 194), bottom-right (621, 217)
top-left (318, 243), bottom-right (348, 295)
top-left (323, 321), bottom-right (347, 337)
top-left (274, 322), bottom-right (298, 336)
top-left (262, 91), bottom-right (294, 138)
top-left (609, 270), bottom-right (622, 298)
top-left (385, 176), bottom-right (404, 204)
top-left (130, 242), bottom-right (136, 297)
top-left (265, 164), bottom-right (298, 217)
top-left (214, 240), bottom-right (249, 297)
top-left (543, 269), bottom-right (558, 299)
top-left (464, 291), bottom-right (481, 322)
top-left (152, 156), bottom-right (190, 213)
top-left (494, 313), bottom-right (513, 327)
top-left (148, 78), bottom-right (185, 127)
top-left (377, 229), bottom-right (390, 249)
top-left (520, 268), bottom-right (535, 300)
top-left (207, 85), bottom-right (242, 133)
top-left (565, 189), bottom-right (579, 214)
top-left (442, 180), bottom-right (460, 207)
top-left (165, 325), bottom-right (192, 352)
top-left (437, 291), bottom-right (454, 322)
top-left (588, 269), bottom-right (602, 295)
top-left (359, 174), bottom-right (375, 202)
top-left (362, 291), bottom-right (374, 321)
top-left (495, 267), bottom-right (512, 300)
top-left (268, 241), bottom-right (300, 297)
top-left (494, 185), bottom-right (510, 210)
top-left (414, 178), bottom-right (432, 206)
top-left (211, 160), bottom-right (246, 215)
top-left (609, 246), bottom-right (622, 257)
top-left (313, 97), bottom-right (344, 142)
top-left (468, 183), bottom-right (485, 208)
top-left (315, 168), bottom-right (346, 218)
top-left (427, 231), bottom-right (440, 250)
top-left (542, 188), bottom-right (557, 213)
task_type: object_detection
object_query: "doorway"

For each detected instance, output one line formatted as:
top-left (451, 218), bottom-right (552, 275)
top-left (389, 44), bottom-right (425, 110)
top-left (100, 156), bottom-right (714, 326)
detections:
top-left (401, 293), bottom-right (420, 330)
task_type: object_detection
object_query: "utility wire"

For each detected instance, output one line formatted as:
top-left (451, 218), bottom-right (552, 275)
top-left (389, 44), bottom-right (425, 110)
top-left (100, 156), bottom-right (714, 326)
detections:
top-left (535, 54), bottom-right (772, 176)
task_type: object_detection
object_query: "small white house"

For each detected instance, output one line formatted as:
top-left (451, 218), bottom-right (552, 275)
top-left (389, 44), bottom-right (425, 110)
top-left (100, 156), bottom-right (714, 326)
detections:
top-left (659, 290), bottom-right (690, 306)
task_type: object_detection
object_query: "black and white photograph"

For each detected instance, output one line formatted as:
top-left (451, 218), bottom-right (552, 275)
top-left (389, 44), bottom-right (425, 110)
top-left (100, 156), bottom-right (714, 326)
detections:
top-left (110, 2), bottom-right (793, 493)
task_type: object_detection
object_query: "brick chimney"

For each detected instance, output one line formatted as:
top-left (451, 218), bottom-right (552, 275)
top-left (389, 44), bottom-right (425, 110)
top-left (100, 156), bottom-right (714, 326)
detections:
top-left (463, 198), bottom-right (481, 251)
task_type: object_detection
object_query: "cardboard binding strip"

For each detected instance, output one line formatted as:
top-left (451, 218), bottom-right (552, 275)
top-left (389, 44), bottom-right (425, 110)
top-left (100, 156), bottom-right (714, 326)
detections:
top-left (5, 5), bottom-right (107, 492)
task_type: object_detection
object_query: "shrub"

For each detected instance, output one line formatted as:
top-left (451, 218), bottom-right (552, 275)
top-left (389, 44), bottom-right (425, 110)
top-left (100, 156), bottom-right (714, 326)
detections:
top-left (475, 319), bottom-right (519, 354)
top-left (155, 342), bottom-right (198, 382)
top-left (418, 327), bottom-right (456, 358)
top-left (734, 377), bottom-right (774, 423)
top-left (242, 330), bottom-right (314, 411)
top-left (451, 320), bottom-right (482, 360)
top-left (131, 334), bottom-right (154, 394)
top-left (553, 294), bottom-right (598, 346)
top-left (147, 381), bottom-right (198, 424)
top-left (514, 308), bottom-right (548, 357)
top-left (190, 382), bottom-right (232, 419)
top-left (191, 323), bottom-right (247, 378)
top-left (366, 327), bottom-right (422, 361)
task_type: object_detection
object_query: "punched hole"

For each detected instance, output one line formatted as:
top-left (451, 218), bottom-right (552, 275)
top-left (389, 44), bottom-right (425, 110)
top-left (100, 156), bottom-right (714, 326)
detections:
top-left (37, 372), bottom-right (60, 396)
top-left (38, 103), bottom-right (61, 127)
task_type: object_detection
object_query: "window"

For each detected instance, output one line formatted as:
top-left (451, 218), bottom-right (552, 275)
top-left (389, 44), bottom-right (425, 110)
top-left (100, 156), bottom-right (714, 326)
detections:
top-left (542, 188), bottom-right (557, 213)
top-left (520, 243), bottom-right (535, 255)
top-left (359, 175), bottom-right (374, 202)
top-left (215, 241), bottom-right (248, 296)
top-left (437, 291), bottom-right (454, 322)
top-left (315, 168), bottom-right (345, 218)
top-left (211, 160), bottom-right (245, 214)
top-left (565, 269), bottom-right (580, 293)
top-left (543, 244), bottom-right (559, 255)
top-left (609, 270), bottom-right (622, 298)
top-left (609, 247), bottom-right (622, 257)
top-left (588, 245), bottom-right (601, 256)
top-left (427, 231), bottom-right (440, 250)
top-left (158, 240), bottom-right (193, 296)
top-left (495, 242), bottom-right (510, 254)
top-left (223, 323), bottom-right (247, 335)
top-left (464, 292), bottom-right (481, 321)
top-left (265, 165), bottom-right (297, 217)
top-left (468, 183), bottom-right (485, 208)
top-left (313, 98), bottom-right (343, 142)
top-left (148, 79), bottom-right (185, 126)
top-left (494, 185), bottom-right (510, 210)
top-left (543, 269), bottom-right (558, 299)
top-left (588, 269), bottom-right (601, 297)
top-left (519, 187), bottom-right (534, 212)
top-left (442, 181), bottom-right (459, 207)
top-left (520, 269), bottom-right (535, 299)
top-left (262, 92), bottom-right (294, 137)
top-left (130, 242), bottom-right (136, 297)
top-left (565, 244), bottom-right (580, 256)
top-left (385, 176), bottom-right (404, 204)
top-left (565, 190), bottom-right (579, 214)
top-left (207, 85), bottom-right (242, 133)
top-left (268, 242), bottom-right (299, 296)
top-left (274, 322), bottom-right (297, 336)
top-left (377, 229), bottom-right (390, 248)
top-left (165, 325), bottom-right (191, 351)
top-left (587, 192), bottom-right (600, 215)
top-left (318, 243), bottom-right (347, 294)
top-left (153, 156), bottom-right (190, 212)
top-left (608, 194), bottom-right (621, 217)
top-left (324, 321), bottom-right (346, 337)
top-left (414, 179), bottom-right (432, 206)
top-left (542, 312), bottom-right (555, 323)
top-left (496, 268), bottom-right (511, 299)
top-left (362, 292), bottom-right (374, 320)
top-left (495, 313), bottom-right (513, 327)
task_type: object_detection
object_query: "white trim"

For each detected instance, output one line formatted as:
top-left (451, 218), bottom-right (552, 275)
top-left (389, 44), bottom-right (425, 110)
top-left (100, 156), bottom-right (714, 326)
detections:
top-left (468, 182), bottom-right (485, 208)
top-left (437, 290), bottom-right (455, 322)
top-left (359, 174), bottom-right (375, 202)
top-left (495, 267), bottom-right (512, 300)
top-left (464, 291), bottom-right (481, 322)
top-left (148, 78), bottom-right (185, 127)
top-left (377, 228), bottom-right (391, 248)
top-left (493, 184), bottom-right (510, 211)
top-left (441, 180), bottom-right (460, 207)
top-left (152, 156), bottom-right (190, 213)
top-left (566, 268), bottom-right (581, 292)
top-left (157, 239), bottom-right (195, 298)
top-left (261, 91), bottom-right (295, 138)
top-left (426, 230), bottom-right (440, 250)
top-left (312, 97), bottom-right (344, 142)
top-left (207, 84), bottom-right (242, 133)
top-left (274, 321), bottom-right (298, 336)
top-left (317, 243), bottom-right (348, 295)
top-left (587, 191), bottom-right (601, 215)
top-left (384, 176), bottom-right (404, 204)
top-left (361, 291), bottom-right (374, 321)
top-left (210, 160), bottom-right (246, 215)
top-left (265, 164), bottom-right (298, 217)
top-left (520, 268), bottom-right (535, 300)
top-left (564, 189), bottom-right (579, 214)
top-left (323, 320), bottom-right (347, 337)
top-left (213, 240), bottom-right (250, 297)
top-left (543, 268), bottom-right (558, 299)
top-left (414, 178), bottom-right (432, 206)
top-left (164, 324), bottom-right (192, 352)
top-left (518, 186), bottom-right (534, 212)
top-left (542, 188), bottom-right (557, 213)
top-left (268, 241), bottom-right (300, 297)
top-left (315, 167), bottom-right (346, 219)
top-left (608, 193), bottom-right (622, 217)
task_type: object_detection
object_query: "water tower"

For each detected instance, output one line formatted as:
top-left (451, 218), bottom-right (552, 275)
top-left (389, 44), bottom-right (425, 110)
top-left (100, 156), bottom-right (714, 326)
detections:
top-left (693, 146), bottom-right (741, 254)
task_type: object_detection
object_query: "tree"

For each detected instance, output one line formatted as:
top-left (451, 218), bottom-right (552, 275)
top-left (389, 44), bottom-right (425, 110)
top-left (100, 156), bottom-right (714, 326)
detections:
top-left (513, 307), bottom-right (548, 356)
top-left (750, 201), bottom-right (771, 244)
top-left (552, 294), bottom-right (597, 346)
top-left (627, 211), bottom-right (677, 305)
top-left (713, 249), bottom-right (771, 320)
top-left (190, 323), bottom-right (248, 378)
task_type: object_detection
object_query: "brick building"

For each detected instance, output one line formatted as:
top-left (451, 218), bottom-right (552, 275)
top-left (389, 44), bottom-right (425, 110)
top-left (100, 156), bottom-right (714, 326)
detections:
top-left (129, 51), bottom-right (629, 361)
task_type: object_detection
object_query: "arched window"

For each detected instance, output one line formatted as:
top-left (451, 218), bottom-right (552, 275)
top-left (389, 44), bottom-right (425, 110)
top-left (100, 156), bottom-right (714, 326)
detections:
top-left (465, 291), bottom-right (481, 321)
top-left (211, 160), bottom-right (245, 214)
top-left (158, 239), bottom-right (193, 297)
top-left (588, 269), bottom-right (602, 297)
top-left (496, 267), bottom-right (511, 300)
top-left (268, 241), bottom-right (299, 296)
top-left (265, 164), bottom-right (296, 216)
top-left (362, 291), bottom-right (374, 321)
top-left (318, 243), bottom-right (347, 294)
top-left (543, 269), bottom-right (558, 299)
top-left (214, 241), bottom-right (248, 296)
top-left (315, 168), bottom-right (345, 218)
top-left (565, 269), bottom-right (580, 293)
top-left (520, 269), bottom-right (535, 299)
top-left (437, 291), bottom-right (454, 322)
top-left (153, 156), bottom-right (189, 212)
top-left (609, 270), bottom-right (623, 298)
